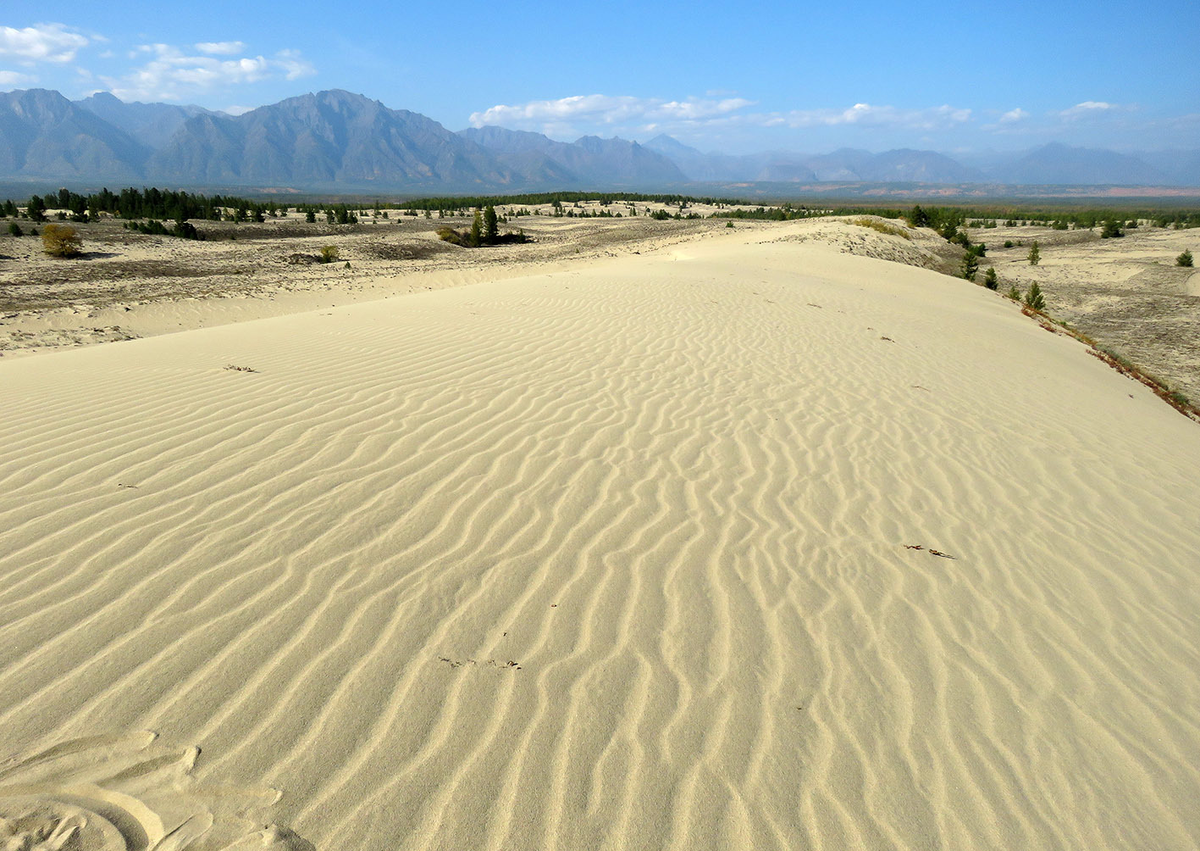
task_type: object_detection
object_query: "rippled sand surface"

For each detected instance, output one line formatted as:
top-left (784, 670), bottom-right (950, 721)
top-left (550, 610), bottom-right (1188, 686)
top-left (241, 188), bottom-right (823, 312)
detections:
top-left (2, 227), bottom-right (1199, 850)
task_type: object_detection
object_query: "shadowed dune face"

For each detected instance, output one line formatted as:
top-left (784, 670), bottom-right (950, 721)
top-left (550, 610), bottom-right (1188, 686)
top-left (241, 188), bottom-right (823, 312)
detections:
top-left (1, 230), bottom-right (1199, 850)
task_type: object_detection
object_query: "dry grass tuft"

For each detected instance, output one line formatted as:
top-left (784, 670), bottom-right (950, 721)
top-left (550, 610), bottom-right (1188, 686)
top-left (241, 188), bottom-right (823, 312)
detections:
top-left (851, 218), bottom-right (912, 240)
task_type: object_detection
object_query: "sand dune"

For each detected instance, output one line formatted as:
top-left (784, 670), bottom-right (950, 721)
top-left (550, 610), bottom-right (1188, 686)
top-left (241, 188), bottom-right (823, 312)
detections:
top-left (2, 225), bottom-right (1199, 850)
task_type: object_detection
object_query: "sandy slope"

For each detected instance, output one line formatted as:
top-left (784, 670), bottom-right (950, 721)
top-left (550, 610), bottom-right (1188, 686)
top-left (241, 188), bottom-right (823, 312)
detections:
top-left (2, 224), bottom-right (1199, 850)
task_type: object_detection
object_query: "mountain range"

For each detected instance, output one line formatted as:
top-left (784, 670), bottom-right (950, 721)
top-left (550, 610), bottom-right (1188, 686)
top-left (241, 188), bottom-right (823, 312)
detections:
top-left (641, 136), bottom-right (1199, 187)
top-left (1, 87), bottom-right (1196, 192)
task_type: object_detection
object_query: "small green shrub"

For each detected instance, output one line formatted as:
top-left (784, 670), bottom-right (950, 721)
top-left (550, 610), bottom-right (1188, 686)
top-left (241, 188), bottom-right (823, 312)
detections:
top-left (1177, 249), bottom-right (1194, 267)
top-left (983, 267), bottom-right (998, 290)
top-left (1027, 241), bottom-right (1041, 266)
top-left (318, 245), bottom-right (339, 263)
top-left (7, 222), bottom-right (22, 237)
top-left (1006, 284), bottom-right (1021, 301)
top-left (1003, 240), bottom-right (1014, 248)
top-left (437, 225), bottom-right (528, 248)
top-left (437, 227), bottom-right (468, 246)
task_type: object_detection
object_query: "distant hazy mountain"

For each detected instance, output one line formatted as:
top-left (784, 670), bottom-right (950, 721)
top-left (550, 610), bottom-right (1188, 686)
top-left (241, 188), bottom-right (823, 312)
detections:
top-left (0, 88), bottom-right (146, 180)
top-left (993, 142), bottom-right (1167, 186)
top-left (801, 148), bottom-right (877, 181)
top-left (642, 134), bottom-right (760, 181)
top-left (461, 126), bottom-right (686, 186)
top-left (75, 92), bottom-right (213, 149)
top-left (0, 88), bottom-right (1196, 191)
top-left (1120, 148), bottom-right (1200, 187)
top-left (647, 138), bottom-right (982, 184)
top-left (860, 148), bottom-right (982, 183)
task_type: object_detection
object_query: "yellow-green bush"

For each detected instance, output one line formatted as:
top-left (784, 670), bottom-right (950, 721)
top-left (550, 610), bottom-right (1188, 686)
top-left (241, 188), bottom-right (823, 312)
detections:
top-left (42, 223), bottom-right (82, 257)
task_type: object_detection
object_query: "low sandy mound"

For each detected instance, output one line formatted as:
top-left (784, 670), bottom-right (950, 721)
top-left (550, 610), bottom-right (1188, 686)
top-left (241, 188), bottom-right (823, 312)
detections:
top-left (766, 216), bottom-right (946, 269)
top-left (2, 226), bottom-right (1198, 850)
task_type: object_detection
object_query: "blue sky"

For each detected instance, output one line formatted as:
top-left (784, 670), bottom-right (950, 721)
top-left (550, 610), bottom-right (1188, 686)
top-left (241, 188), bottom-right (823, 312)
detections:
top-left (3, 1), bottom-right (1198, 154)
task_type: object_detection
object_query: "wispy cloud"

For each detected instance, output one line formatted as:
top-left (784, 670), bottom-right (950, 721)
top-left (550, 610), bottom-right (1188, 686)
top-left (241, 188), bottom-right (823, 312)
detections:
top-left (195, 41), bottom-right (246, 56)
top-left (774, 103), bottom-right (972, 130)
top-left (999, 107), bottom-right (1028, 123)
top-left (0, 23), bottom-right (88, 64)
top-left (471, 94), bottom-right (972, 140)
top-left (0, 70), bottom-right (37, 85)
top-left (470, 94), bottom-right (754, 128)
top-left (1059, 101), bottom-right (1121, 119)
top-left (99, 42), bottom-right (316, 102)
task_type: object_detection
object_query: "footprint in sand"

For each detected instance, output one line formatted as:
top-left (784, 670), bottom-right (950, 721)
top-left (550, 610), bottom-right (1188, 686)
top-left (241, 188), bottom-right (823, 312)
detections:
top-left (0, 732), bottom-right (312, 851)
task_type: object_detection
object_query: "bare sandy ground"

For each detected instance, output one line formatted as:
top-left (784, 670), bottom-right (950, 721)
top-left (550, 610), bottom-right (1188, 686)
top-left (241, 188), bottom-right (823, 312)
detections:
top-left (963, 222), bottom-right (1200, 402)
top-left (2, 219), bottom-right (1199, 850)
top-left (1, 207), bottom-right (758, 354)
top-left (3, 209), bottom-right (1195, 404)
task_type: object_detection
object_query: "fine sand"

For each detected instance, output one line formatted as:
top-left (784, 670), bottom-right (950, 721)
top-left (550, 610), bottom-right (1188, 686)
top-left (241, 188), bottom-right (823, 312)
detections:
top-left (2, 222), bottom-right (1199, 850)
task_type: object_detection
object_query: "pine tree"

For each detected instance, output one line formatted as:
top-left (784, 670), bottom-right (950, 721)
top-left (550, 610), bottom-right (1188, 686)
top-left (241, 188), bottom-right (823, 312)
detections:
top-left (1024, 282), bottom-right (1046, 312)
top-left (1027, 241), bottom-right (1041, 266)
top-left (983, 267), bottom-right (998, 290)
top-left (469, 209), bottom-right (483, 247)
top-left (960, 249), bottom-right (980, 281)
top-left (27, 195), bottom-right (47, 222)
top-left (483, 205), bottom-right (499, 245)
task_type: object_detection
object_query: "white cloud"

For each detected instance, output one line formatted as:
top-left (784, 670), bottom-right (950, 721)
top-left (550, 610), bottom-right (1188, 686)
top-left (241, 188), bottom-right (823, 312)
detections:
top-left (1060, 101), bottom-right (1116, 118)
top-left (999, 107), bottom-right (1028, 123)
top-left (100, 43), bottom-right (316, 101)
top-left (0, 70), bottom-right (36, 85)
top-left (470, 94), bottom-right (754, 129)
top-left (195, 41), bottom-right (246, 56)
top-left (222, 104), bottom-right (255, 116)
top-left (471, 94), bottom-right (975, 141)
top-left (777, 103), bottom-right (972, 129)
top-left (0, 23), bottom-right (88, 64)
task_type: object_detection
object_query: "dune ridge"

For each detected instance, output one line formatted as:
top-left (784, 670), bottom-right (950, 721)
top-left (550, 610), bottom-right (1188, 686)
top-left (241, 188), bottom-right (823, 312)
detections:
top-left (2, 227), bottom-right (1199, 850)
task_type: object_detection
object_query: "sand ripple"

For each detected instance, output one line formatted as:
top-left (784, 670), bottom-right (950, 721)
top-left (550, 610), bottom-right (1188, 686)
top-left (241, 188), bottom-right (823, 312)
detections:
top-left (2, 232), bottom-right (1199, 849)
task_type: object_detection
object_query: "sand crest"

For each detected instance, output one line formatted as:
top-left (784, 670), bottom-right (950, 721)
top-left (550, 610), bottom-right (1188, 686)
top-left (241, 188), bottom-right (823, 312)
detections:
top-left (2, 225), bottom-right (1199, 850)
